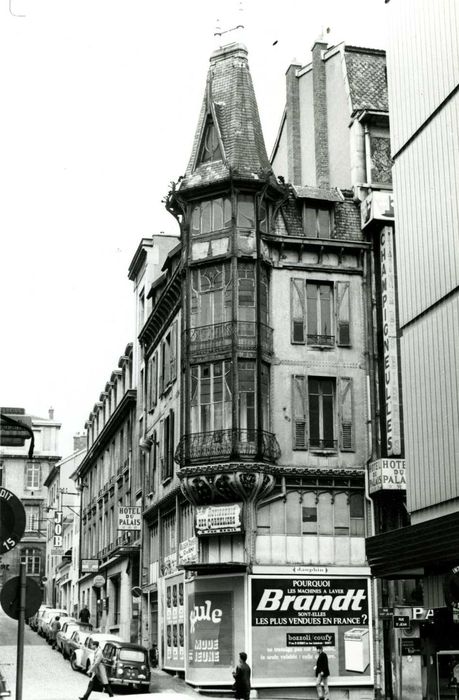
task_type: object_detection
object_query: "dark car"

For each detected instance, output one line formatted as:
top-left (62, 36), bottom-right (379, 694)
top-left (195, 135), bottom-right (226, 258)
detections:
top-left (101, 641), bottom-right (151, 692)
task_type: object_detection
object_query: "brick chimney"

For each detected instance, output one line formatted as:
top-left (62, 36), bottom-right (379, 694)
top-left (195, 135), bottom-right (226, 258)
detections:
top-left (312, 40), bottom-right (330, 187)
top-left (73, 432), bottom-right (87, 452)
top-left (286, 62), bottom-right (302, 185)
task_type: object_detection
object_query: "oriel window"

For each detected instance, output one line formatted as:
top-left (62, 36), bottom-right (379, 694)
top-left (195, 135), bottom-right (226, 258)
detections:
top-left (197, 119), bottom-right (222, 164)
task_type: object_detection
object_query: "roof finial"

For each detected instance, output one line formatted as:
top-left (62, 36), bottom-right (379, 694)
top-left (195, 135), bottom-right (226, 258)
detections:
top-left (214, 0), bottom-right (245, 48)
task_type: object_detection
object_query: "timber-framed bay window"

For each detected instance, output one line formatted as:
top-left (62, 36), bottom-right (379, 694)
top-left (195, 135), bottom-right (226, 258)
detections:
top-left (191, 361), bottom-right (232, 434)
top-left (292, 375), bottom-right (354, 451)
top-left (291, 278), bottom-right (351, 346)
top-left (191, 197), bottom-right (232, 237)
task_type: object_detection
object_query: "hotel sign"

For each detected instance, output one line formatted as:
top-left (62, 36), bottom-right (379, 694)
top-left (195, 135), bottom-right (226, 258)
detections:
top-left (118, 506), bottom-right (141, 531)
top-left (195, 503), bottom-right (243, 536)
top-left (361, 191), bottom-right (394, 229)
top-left (380, 226), bottom-right (402, 455)
top-left (369, 459), bottom-right (406, 494)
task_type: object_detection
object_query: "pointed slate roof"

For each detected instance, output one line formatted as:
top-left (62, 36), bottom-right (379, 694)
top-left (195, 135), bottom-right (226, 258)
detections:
top-left (180, 42), bottom-right (273, 192)
top-left (344, 46), bottom-right (389, 114)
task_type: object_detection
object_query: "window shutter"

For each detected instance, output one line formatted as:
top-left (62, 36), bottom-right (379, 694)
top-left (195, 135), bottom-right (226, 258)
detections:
top-left (336, 282), bottom-right (351, 346)
top-left (159, 344), bottom-right (164, 395)
top-left (291, 279), bottom-right (305, 343)
top-left (292, 375), bottom-right (308, 449)
top-left (168, 409), bottom-right (175, 478)
top-left (170, 322), bottom-right (177, 382)
top-left (339, 376), bottom-right (354, 450)
top-left (159, 419), bottom-right (165, 480)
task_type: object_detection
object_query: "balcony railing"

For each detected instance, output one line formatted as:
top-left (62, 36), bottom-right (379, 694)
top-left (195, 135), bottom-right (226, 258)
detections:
top-left (175, 428), bottom-right (281, 466)
top-left (307, 334), bottom-right (334, 346)
top-left (309, 438), bottom-right (337, 450)
top-left (184, 321), bottom-right (273, 356)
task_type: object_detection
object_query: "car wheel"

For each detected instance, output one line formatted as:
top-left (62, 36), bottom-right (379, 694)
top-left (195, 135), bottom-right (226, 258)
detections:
top-left (70, 655), bottom-right (79, 672)
top-left (86, 661), bottom-right (91, 673)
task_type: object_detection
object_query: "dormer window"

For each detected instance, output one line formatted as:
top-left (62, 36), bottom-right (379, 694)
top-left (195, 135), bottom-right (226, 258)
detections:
top-left (303, 204), bottom-right (333, 238)
top-left (197, 118), bottom-right (222, 164)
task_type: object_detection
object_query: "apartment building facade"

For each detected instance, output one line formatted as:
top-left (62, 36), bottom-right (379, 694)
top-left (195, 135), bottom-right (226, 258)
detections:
top-left (132, 40), bottom-right (377, 699)
top-left (0, 408), bottom-right (61, 595)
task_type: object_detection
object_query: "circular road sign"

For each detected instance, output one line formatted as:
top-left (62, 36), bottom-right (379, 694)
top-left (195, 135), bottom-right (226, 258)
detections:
top-left (0, 487), bottom-right (26, 555)
top-left (0, 575), bottom-right (43, 620)
top-left (93, 575), bottom-right (105, 588)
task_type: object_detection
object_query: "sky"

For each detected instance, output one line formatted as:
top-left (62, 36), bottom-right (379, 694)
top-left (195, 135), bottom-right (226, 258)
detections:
top-left (0, 0), bottom-right (388, 455)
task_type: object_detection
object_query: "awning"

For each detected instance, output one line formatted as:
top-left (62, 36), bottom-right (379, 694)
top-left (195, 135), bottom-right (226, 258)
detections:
top-left (366, 511), bottom-right (459, 577)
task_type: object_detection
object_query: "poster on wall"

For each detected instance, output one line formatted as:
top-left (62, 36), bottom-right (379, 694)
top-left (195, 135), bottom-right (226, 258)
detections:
top-left (188, 591), bottom-right (233, 667)
top-left (163, 575), bottom-right (185, 670)
top-left (251, 577), bottom-right (372, 686)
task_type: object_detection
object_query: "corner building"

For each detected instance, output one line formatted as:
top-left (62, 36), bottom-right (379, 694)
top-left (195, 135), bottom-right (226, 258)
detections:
top-left (142, 40), bottom-right (373, 698)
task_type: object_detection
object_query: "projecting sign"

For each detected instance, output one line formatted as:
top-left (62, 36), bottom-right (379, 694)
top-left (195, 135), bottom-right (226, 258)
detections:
top-left (369, 459), bottom-right (406, 494)
top-left (380, 226), bottom-right (402, 455)
top-left (53, 509), bottom-right (63, 550)
top-left (178, 537), bottom-right (199, 565)
top-left (118, 506), bottom-right (141, 531)
top-left (195, 503), bottom-right (243, 536)
top-left (0, 487), bottom-right (26, 555)
top-left (361, 191), bottom-right (394, 229)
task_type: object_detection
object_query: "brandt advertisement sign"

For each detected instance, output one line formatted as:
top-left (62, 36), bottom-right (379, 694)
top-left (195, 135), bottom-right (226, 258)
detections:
top-left (251, 576), bottom-right (372, 687)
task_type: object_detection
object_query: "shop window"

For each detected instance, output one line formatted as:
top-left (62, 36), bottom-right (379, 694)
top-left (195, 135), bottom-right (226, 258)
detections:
top-left (303, 205), bottom-right (333, 238)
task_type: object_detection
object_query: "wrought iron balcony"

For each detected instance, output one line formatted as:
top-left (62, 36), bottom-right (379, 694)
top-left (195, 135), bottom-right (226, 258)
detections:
top-left (174, 428), bottom-right (281, 467)
top-left (184, 321), bottom-right (273, 357)
top-left (309, 437), bottom-right (337, 450)
top-left (307, 334), bottom-right (335, 346)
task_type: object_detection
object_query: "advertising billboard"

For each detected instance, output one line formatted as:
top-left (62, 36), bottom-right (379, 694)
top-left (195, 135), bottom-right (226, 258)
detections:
top-left (187, 591), bottom-right (233, 667)
top-left (251, 576), bottom-right (372, 687)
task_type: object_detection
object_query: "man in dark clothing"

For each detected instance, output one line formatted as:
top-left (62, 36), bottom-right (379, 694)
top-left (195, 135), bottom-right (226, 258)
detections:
top-left (78, 606), bottom-right (91, 624)
top-left (314, 645), bottom-right (330, 700)
top-left (233, 651), bottom-right (251, 700)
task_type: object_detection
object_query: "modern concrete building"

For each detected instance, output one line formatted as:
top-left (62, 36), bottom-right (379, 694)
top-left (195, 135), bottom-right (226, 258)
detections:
top-left (366, 2), bottom-right (459, 699)
top-left (0, 407), bottom-right (61, 595)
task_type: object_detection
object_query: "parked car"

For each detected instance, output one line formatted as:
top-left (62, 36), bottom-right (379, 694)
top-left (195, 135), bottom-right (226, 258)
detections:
top-left (66, 629), bottom-right (91, 668)
top-left (29, 605), bottom-right (52, 632)
top-left (38, 608), bottom-right (69, 639)
top-left (55, 619), bottom-right (79, 653)
top-left (101, 641), bottom-right (150, 693)
top-left (77, 633), bottom-right (122, 673)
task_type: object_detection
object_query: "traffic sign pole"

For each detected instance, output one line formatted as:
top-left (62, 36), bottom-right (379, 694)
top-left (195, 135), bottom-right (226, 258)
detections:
top-left (16, 561), bottom-right (26, 700)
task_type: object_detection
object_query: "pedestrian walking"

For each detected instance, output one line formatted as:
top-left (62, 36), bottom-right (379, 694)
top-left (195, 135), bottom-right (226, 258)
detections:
top-left (79, 641), bottom-right (114, 699)
top-left (232, 651), bottom-right (251, 700)
top-left (314, 645), bottom-right (330, 700)
top-left (78, 606), bottom-right (91, 625)
top-left (50, 616), bottom-right (61, 650)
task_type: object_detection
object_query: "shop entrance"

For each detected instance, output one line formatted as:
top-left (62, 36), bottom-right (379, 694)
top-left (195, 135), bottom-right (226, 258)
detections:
top-left (436, 651), bottom-right (459, 699)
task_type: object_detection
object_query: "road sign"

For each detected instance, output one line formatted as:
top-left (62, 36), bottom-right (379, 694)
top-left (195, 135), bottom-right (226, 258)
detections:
top-left (0, 488), bottom-right (26, 554)
top-left (0, 575), bottom-right (42, 620)
top-left (379, 607), bottom-right (394, 619)
top-left (393, 615), bottom-right (410, 628)
top-left (93, 575), bottom-right (105, 588)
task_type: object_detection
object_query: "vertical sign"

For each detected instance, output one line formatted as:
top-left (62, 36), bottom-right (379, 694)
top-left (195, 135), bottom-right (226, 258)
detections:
top-left (52, 510), bottom-right (64, 555)
top-left (380, 226), bottom-right (401, 455)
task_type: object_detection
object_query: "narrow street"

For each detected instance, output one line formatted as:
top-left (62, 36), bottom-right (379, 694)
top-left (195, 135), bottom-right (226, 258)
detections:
top-left (0, 609), bottom-right (201, 700)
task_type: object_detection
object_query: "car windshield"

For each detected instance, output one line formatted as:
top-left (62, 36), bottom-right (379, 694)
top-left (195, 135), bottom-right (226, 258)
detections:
top-left (119, 649), bottom-right (146, 663)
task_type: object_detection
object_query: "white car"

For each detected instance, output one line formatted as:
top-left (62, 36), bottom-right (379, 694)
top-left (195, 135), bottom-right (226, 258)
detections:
top-left (39, 608), bottom-right (69, 639)
top-left (55, 619), bottom-right (79, 653)
top-left (67, 629), bottom-right (92, 670)
top-left (78, 633), bottom-right (123, 673)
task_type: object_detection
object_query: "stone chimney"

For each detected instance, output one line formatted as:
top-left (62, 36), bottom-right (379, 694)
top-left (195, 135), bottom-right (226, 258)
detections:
top-left (312, 40), bottom-right (330, 187)
top-left (73, 432), bottom-right (87, 452)
top-left (48, 407), bottom-right (54, 420)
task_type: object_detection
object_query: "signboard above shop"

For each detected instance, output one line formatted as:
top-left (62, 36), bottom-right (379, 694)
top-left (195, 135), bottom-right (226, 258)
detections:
top-left (195, 503), bottom-right (243, 536)
top-left (369, 459), bottom-right (406, 494)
